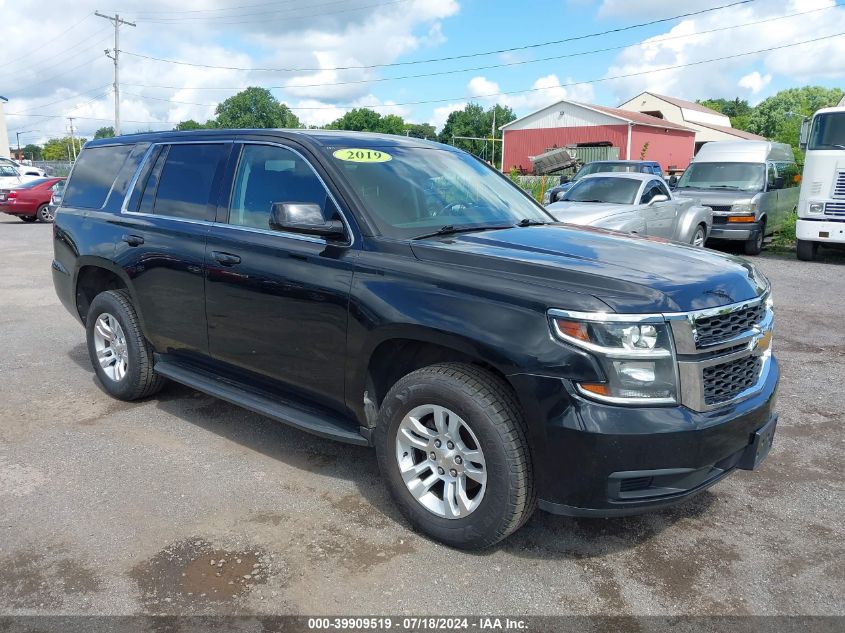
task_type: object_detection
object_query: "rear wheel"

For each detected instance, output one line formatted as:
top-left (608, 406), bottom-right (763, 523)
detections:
top-left (19, 215), bottom-right (37, 223)
top-left (796, 239), bottom-right (819, 261)
top-left (743, 220), bottom-right (765, 256)
top-left (86, 289), bottom-right (165, 401)
top-left (36, 204), bottom-right (54, 223)
top-left (375, 362), bottom-right (535, 549)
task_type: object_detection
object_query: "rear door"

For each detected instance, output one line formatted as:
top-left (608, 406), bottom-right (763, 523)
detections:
top-left (204, 141), bottom-right (356, 410)
top-left (114, 141), bottom-right (232, 357)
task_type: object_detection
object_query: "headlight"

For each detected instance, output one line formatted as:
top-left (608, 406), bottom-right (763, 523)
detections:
top-left (550, 313), bottom-right (677, 404)
top-left (730, 202), bottom-right (756, 213)
top-left (808, 202), bottom-right (824, 214)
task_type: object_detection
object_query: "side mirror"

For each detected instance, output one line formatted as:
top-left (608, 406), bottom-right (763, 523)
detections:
top-left (771, 177), bottom-right (784, 191)
top-left (554, 190), bottom-right (567, 202)
top-left (649, 194), bottom-right (669, 205)
top-left (269, 203), bottom-right (346, 239)
top-left (668, 175), bottom-right (678, 187)
top-left (799, 118), bottom-right (810, 151)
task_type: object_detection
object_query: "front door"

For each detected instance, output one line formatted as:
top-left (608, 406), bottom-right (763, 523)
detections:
top-left (640, 179), bottom-right (677, 238)
top-left (204, 142), bottom-right (356, 409)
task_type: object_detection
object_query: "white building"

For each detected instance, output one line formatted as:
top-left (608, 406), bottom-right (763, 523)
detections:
top-left (0, 97), bottom-right (10, 159)
top-left (619, 92), bottom-right (765, 153)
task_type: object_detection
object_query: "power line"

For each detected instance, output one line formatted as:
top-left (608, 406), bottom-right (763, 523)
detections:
top-left (120, 0), bottom-right (757, 73)
top-left (0, 13), bottom-right (94, 67)
top-left (119, 2), bottom-right (845, 94)
top-left (0, 27), bottom-right (112, 80)
top-left (96, 12), bottom-right (137, 136)
top-left (131, 0), bottom-right (403, 24)
top-left (117, 31), bottom-right (845, 112)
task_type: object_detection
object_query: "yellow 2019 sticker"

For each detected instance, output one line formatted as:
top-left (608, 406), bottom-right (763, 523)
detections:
top-left (333, 148), bottom-right (392, 163)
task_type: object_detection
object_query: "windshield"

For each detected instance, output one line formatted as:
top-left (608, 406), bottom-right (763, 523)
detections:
top-left (574, 162), bottom-right (648, 181)
top-left (0, 165), bottom-right (20, 177)
top-left (563, 176), bottom-right (640, 204)
top-left (674, 162), bottom-right (765, 191)
top-left (809, 112), bottom-right (845, 150)
top-left (327, 147), bottom-right (551, 239)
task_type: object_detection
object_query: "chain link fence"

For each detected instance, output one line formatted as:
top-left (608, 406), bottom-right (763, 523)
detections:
top-left (31, 161), bottom-right (74, 177)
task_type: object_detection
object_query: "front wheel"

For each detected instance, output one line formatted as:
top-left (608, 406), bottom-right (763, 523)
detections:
top-left (796, 239), bottom-right (819, 261)
top-left (690, 224), bottom-right (707, 247)
top-left (743, 222), bottom-right (765, 256)
top-left (36, 204), bottom-right (54, 223)
top-left (86, 289), bottom-right (165, 401)
top-left (375, 363), bottom-right (535, 549)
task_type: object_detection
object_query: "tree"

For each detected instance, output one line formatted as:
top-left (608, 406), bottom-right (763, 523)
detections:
top-left (22, 143), bottom-right (43, 161)
top-left (42, 136), bottom-right (88, 161)
top-left (747, 86), bottom-right (844, 158)
top-left (698, 97), bottom-right (753, 130)
top-left (327, 108), bottom-right (384, 132)
top-left (174, 119), bottom-right (214, 131)
top-left (438, 103), bottom-right (516, 161)
top-left (214, 87), bottom-right (301, 129)
top-left (404, 122), bottom-right (436, 139)
top-left (94, 126), bottom-right (115, 139)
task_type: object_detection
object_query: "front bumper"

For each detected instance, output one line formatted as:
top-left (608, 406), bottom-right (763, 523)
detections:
top-left (708, 220), bottom-right (762, 241)
top-left (797, 217), bottom-right (845, 244)
top-left (510, 356), bottom-right (779, 517)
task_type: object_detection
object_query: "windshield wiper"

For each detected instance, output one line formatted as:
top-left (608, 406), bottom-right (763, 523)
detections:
top-left (412, 223), bottom-right (513, 240)
top-left (516, 218), bottom-right (548, 226)
top-left (705, 185), bottom-right (744, 190)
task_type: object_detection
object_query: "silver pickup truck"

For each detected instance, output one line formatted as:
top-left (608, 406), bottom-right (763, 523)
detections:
top-left (547, 172), bottom-right (713, 246)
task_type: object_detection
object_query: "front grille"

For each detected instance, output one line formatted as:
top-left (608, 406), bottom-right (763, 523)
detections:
top-left (825, 202), bottom-right (845, 216)
top-left (834, 171), bottom-right (845, 199)
top-left (694, 303), bottom-right (765, 347)
top-left (710, 205), bottom-right (732, 212)
top-left (703, 356), bottom-right (761, 405)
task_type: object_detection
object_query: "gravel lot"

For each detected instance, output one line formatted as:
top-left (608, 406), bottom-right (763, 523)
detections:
top-left (0, 216), bottom-right (842, 617)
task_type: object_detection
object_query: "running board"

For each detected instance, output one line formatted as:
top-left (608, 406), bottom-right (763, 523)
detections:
top-left (154, 359), bottom-right (369, 446)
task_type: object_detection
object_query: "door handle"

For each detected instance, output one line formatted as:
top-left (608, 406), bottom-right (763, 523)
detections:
top-left (211, 251), bottom-right (241, 266)
top-left (122, 234), bottom-right (144, 246)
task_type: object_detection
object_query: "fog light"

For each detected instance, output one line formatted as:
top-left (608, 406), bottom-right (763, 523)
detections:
top-left (615, 361), bottom-right (656, 383)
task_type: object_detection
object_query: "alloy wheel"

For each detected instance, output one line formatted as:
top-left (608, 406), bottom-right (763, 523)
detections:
top-left (395, 404), bottom-right (487, 519)
top-left (93, 313), bottom-right (129, 382)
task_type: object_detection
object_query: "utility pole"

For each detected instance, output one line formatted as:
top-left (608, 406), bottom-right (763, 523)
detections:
top-left (16, 131), bottom-right (33, 159)
top-left (95, 11), bottom-right (136, 136)
top-left (67, 118), bottom-right (79, 161)
top-left (491, 108), bottom-right (496, 168)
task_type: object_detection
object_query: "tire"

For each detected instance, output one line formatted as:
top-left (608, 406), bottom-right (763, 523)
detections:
top-left (796, 239), bottom-right (819, 261)
top-left (85, 289), bottom-right (165, 401)
top-left (690, 224), bottom-right (707, 247)
top-left (743, 220), bottom-right (765, 256)
top-left (19, 215), bottom-right (37, 223)
top-left (36, 204), bottom-right (54, 223)
top-left (375, 362), bottom-right (535, 549)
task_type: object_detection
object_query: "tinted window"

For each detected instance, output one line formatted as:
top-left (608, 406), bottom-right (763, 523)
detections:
top-left (808, 112), bottom-right (845, 150)
top-left (152, 144), bottom-right (228, 220)
top-left (563, 177), bottom-right (640, 204)
top-left (228, 144), bottom-right (331, 229)
top-left (640, 181), bottom-right (662, 204)
top-left (63, 145), bottom-right (133, 209)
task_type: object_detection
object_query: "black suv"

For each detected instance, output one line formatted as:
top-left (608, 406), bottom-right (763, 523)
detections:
top-left (53, 130), bottom-right (779, 549)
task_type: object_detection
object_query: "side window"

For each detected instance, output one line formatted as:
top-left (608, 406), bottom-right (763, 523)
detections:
top-left (126, 145), bottom-right (164, 213)
top-left (640, 181), bottom-right (661, 204)
top-left (228, 144), bottom-right (332, 230)
top-left (152, 144), bottom-right (229, 220)
top-left (62, 144), bottom-right (133, 209)
top-left (655, 180), bottom-right (671, 199)
top-left (777, 162), bottom-right (801, 188)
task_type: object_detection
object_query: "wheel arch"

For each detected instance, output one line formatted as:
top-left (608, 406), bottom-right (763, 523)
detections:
top-left (73, 257), bottom-right (146, 332)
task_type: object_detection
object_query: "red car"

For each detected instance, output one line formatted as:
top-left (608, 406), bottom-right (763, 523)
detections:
top-left (0, 177), bottom-right (65, 223)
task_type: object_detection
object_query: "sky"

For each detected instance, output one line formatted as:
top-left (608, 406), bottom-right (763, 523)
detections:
top-left (1, 0), bottom-right (844, 145)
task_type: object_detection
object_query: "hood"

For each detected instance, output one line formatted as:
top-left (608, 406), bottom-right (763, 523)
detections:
top-left (546, 201), bottom-right (630, 225)
top-left (410, 225), bottom-right (767, 313)
top-left (674, 187), bottom-right (760, 207)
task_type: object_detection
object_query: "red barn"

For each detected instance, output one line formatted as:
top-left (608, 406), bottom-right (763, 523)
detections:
top-left (500, 99), bottom-right (696, 174)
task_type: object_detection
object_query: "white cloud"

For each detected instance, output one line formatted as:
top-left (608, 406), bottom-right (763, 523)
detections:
top-left (738, 71), bottom-right (772, 95)
top-left (462, 74), bottom-right (595, 116)
top-left (0, 0), bottom-right (459, 141)
top-left (602, 0), bottom-right (845, 104)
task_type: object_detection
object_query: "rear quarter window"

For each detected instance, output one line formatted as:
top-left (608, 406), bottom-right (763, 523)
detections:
top-left (63, 144), bottom-right (133, 209)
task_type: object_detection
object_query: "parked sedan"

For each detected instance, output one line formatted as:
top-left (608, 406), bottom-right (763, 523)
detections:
top-left (0, 157), bottom-right (46, 177)
top-left (0, 177), bottom-right (66, 223)
top-left (542, 160), bottom-right (665, 205)
top-left (547, 173), bottom-right (713, 246)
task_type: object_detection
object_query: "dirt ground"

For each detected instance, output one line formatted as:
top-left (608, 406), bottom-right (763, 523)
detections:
top-left (0, 217), bottom-right (842, 617)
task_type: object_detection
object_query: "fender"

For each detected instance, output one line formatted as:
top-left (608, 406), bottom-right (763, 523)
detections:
top-left (676, 201), bottom-right (712, 243)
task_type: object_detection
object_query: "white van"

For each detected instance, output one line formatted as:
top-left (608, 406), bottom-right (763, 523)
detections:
top-left (672, 141), bottom-right (800, 255)
top-left (796, 106), bottom-right (845, 260)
